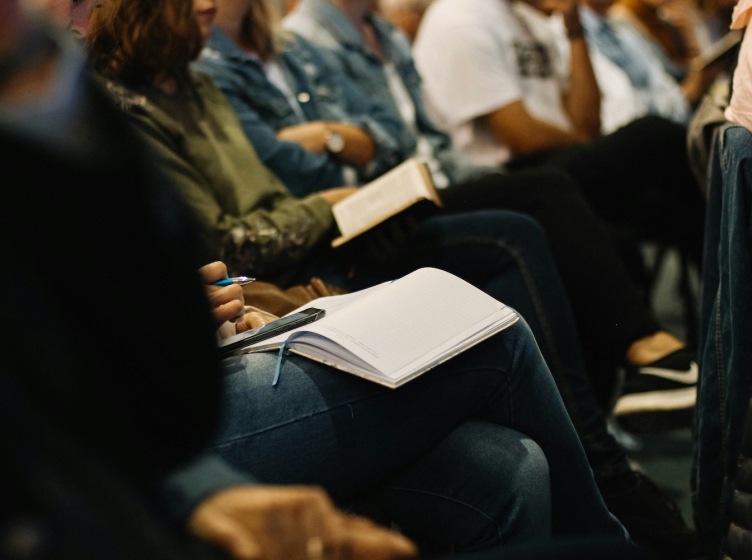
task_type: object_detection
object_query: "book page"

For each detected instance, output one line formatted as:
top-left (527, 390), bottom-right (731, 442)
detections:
top-left (299, 268), bottom-right (507, 377)
top-left (333, 159), bottom-right (432, 237)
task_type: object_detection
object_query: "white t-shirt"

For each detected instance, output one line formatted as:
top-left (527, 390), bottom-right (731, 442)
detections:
top-left (382, 62), bottom-right (450, 188)
top-left (414, 0), bottom-right (573, 165)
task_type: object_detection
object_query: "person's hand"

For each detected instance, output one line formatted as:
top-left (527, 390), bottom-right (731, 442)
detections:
top-left (317, 187), bottom-right (359, 205)
top-left (188, 486), bottom-right (418, 560)
top-left (199, 262), bottom-right (246, 327)
top-left (277, 122), bottom-right (330, 153)
top-left (235, 309), bottom-right (278, 334)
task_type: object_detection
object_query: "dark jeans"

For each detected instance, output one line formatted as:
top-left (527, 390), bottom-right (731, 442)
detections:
top-left (213, 320), bottom-right (627, 552)
top-left (302, 210), bottom-right (631, 479)
top-left (444, 537), bottom-right (649, 560)
top-left (693, 125), bottom-right (752, 556)
top-left (506, 116), bottom-right (706, 267)
top-left (441, 168), bottom-right (661, 401)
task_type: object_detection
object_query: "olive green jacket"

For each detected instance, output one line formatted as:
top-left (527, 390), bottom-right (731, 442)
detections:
top-left (102, 72), bottom-right (334, 278)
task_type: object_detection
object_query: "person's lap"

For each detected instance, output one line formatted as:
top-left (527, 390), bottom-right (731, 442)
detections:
top-left (300, 209), bottom-right (630, 477)
top-left (210, 320), bottom-right (626, 545)
top-left (507, 116), bottom-right (705, 260)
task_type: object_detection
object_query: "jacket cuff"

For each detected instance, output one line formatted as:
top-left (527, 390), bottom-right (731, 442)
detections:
top-left (301, 193), bottom-right (335, 232)
top-left (161, 454), bottom-right (257, 521)
top-left (351, 116), bottom-right (401, 180)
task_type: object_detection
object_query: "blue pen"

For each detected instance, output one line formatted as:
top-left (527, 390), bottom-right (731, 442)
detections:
top-left (213, 276), bottom-right (255, 287)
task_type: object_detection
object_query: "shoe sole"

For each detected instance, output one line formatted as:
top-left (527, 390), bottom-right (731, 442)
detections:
top-left (614, 388), bottom-right (696, 433)
top-left (614, 387), bottom-right (696, 415)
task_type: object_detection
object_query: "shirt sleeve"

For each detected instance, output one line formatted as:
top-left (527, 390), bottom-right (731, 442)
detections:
top-left (126, 112), bottom-right (334, 278)
top-left (415, 16), bottom-right (523, 128)
top-left (161, 454), bottom-right (257, 522)
top-left (731, 0), bottom-right (752, 29)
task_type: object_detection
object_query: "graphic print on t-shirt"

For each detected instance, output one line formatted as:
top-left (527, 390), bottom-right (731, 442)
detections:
top-left (513, 40), bottom-right (553, 78)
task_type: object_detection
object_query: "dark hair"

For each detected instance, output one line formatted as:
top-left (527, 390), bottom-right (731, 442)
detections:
top-left (88, 0), bottom-right (203, 84)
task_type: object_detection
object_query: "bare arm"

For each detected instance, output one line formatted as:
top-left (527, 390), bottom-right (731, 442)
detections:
top-left (559, 3), bottom-right (601, 138)
top-left (277, 121), bottom-right (377, 167)
top-left (483, 100), bottom-right (586, 156)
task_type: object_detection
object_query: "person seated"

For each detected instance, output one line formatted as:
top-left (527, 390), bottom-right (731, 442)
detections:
top-left (579, 0), bottom-right (717, 117)
top-left (410, 0), bottom-right (705, 258)
top-left (379, 0), bottom-right (435, 43)
top-left (194, 0), bottom-right (408, 198)
top-left (611, 0), bottom-right (712, 80)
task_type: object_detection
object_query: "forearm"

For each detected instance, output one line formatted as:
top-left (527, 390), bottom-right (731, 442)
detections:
top-left (562, 13), bottom-right (601, 138)
top-left (484, 102), bottom-right (584, 157)
top-left (277, 121), bottom-right (376, 168)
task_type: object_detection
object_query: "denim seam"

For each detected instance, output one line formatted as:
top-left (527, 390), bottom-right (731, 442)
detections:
top-left (715, 279), bottom-right (730, 546)
top-left (211, 363), bottom-right (518, 449)
top-left (207, 393), bottom-right (380, 447)
top-left (441, 236), bottom-right (585, 433)
top-left (376, 485), bottom-right (504, 546)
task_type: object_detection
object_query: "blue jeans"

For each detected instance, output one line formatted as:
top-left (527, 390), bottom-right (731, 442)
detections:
top-left (693, 124), bottom-right (752, 554)
top-left (211, 319), bottom-right (627, 552)
top-left (304, 210), bottom-right (629, 479)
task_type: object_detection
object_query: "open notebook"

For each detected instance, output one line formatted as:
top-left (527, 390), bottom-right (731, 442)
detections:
top-left (240, 268), bottom-right (519, 388)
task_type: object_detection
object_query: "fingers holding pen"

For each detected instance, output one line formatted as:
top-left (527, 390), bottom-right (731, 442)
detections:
top-left (209, 283), bottom-right (246, 325)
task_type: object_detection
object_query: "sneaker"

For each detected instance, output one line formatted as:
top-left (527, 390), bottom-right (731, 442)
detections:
top-left (598, 471), bottom-right (706, 559)
top-left (614, 349), bottom-right (697, 433)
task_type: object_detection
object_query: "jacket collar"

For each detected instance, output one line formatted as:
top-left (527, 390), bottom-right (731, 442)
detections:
top-left (301, 0), bottom-right (365, 47)
top-left (204, 26), bottom-right (259, 63)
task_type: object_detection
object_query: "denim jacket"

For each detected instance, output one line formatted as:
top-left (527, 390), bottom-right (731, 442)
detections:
top-left (285, 0), bottom-right (491, 184)
top-left (193, 28), bottom-right (404, 198)
top-left (694, 124), bottom-right (752, 556)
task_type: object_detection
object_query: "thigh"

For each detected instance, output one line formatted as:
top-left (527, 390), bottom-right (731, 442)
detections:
top-left (366, 420), bottom-right (551, 550)
top-left (541, 117), bottom-right (699, 226)
top-left (210, 331), bottom-right (518, 499)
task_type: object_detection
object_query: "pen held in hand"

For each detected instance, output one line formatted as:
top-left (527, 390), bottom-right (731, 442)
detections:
top-left (213, 276), bottom-right (255, 287)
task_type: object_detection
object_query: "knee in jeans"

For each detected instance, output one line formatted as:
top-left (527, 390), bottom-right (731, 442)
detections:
top-left (451, 423), bottom-right (551, 548)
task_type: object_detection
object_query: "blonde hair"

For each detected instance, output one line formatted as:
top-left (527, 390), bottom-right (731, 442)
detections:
top-left (240, 0), bottom-right (290, 61)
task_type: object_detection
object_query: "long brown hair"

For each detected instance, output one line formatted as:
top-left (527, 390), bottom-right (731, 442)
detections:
top-left (88, 0), bottom-right (204, 84)
top-left (239, 0), bottom-right (286, 61)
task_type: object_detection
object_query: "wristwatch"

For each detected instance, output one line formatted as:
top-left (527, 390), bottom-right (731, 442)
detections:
top-left (324, 128), bottom-right (345, 154)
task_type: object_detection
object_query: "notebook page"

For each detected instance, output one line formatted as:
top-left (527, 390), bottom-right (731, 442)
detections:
top-left (300, 268), bottom-right (506, 376)
top-left (333, 159), bottom-right (428, 236)
top-left (241, 282), bottom-right (391, 350)
top-left (390, 308), bottom-right (518, 381)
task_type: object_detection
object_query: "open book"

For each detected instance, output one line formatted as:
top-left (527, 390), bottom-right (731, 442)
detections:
top-left (240, 268), bottom-right (519, 388)
top-left (331, 158), bottom-right (442, 248)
